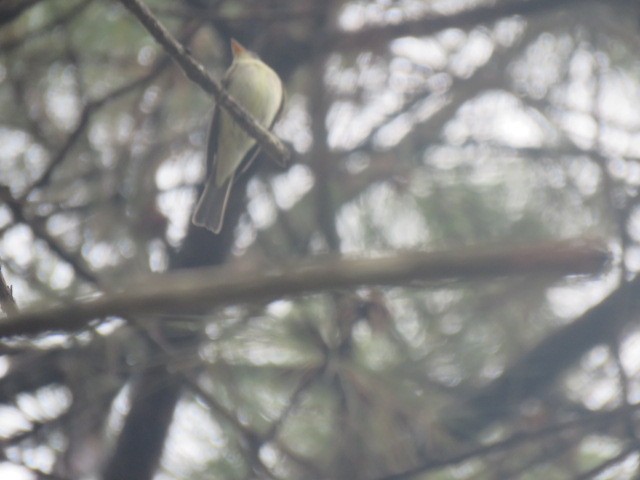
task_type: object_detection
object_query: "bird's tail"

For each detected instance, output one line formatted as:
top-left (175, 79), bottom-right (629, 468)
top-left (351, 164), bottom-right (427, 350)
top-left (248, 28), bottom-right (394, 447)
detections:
top-left (192, 174), bottom-right (234, 234)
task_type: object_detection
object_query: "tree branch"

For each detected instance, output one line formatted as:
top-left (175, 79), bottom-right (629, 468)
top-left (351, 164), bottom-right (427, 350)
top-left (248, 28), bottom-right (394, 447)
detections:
top-left (0, 0), bottom-right (91, 53)
top-left (22, 45), bottom-right (174, 197)
top-left (0, 264), bottom-right (18, 316)
top-left (1, 186), bottom-right (97, 283)
top-left (378, 400), bottom-right (640, 480)
top-left (439, 274), bottom-right (640, 442)
top-left (330, 0), bottom-right (612, 51)
top-left (0, 239), bottom-right (608, 337)
top-left (118, 0), bottom-right (290, 165)
top-left (0, 0), bottom-right (44, 27)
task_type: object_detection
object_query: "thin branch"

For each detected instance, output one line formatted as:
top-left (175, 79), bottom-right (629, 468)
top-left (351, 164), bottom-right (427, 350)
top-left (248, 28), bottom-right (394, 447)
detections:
top-left (610, 338), bottom-right (639, 442)
top-left (0, 238), bottom-right (609, 337)
top-left (118, 0), bottom-right (290, 165)
top-left (439, 275), bottom-right (640, 442)
top-left (572, 444), bottom-right (637, 480)
top-left (0, 0), bottom-right (44, 27)
top-left (22, 55), bottom-right (173, 196)
top-left (263, 365), bottom-right (324, 442)
top-left (0, 264), bottom-right (18, 316)
top-left (376, 401), bottom-right (640, 480)
top-left (0, 0), bottom-right (92, 53)
top-left (1, 186), bottom-right (97, 283)
top-left (329, 0), bottom-right (608, 52)
top-left (155, 4), bottom-right (319, 23)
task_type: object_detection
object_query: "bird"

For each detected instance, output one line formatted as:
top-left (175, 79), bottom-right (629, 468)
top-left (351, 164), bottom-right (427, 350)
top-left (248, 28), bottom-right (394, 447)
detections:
top-left (192, 38), bottom-right (285, 233)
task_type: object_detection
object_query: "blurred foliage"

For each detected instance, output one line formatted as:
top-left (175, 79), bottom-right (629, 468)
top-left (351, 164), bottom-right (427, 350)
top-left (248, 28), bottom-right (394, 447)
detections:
top-left (1, 0), bottom-right (640, 479)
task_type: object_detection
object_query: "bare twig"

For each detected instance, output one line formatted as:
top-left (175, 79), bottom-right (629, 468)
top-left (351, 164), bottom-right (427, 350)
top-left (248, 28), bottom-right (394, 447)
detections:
top-left (1, 186), bottom-right (97, 283)
top-left (155, 4), bottom-right (319, 23)
top-left (118, 0), bottom-right (290, 165)
top-left (572, 444), bottom-right (636, 480)
top-left (610, 339), bottom-right (637, 437)
top-left (439, 276), bottom-right (640, 443)
top-left (0, 264), bottom-right (18, 316)
top-left (0, 239), bottom-right (609, 337)
top-left (0, 0), bottom-right (44, 27)
top-left (377, 401), bottom-right (640, 480)
top-left (330, 0), bottom-right (604, 52)
top-left (22, 55), bottom-right (173, 196)
top-left (0, 0), bottom-right (92, 53)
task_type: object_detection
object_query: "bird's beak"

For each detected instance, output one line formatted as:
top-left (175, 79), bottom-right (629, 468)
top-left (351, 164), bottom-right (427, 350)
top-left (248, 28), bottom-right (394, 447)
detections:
top-left (230, 38), bottom-right (247, 58)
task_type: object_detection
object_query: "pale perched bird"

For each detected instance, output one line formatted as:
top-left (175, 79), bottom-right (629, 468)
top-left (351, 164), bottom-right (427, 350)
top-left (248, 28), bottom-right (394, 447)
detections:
top-left (192, 39), bottom-right (285, 233)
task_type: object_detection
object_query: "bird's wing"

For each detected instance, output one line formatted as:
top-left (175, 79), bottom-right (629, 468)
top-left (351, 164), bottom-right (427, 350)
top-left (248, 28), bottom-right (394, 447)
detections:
top-left (205, 106), bottom-right (219, 179)
top-left (205, 64), bottom-right (237, 181)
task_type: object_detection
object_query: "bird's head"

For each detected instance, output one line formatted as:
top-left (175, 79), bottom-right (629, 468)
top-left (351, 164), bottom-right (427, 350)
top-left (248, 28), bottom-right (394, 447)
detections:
top-left (230, 39), bottom-right (258, 60)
